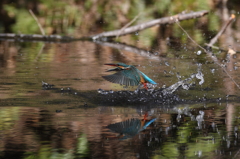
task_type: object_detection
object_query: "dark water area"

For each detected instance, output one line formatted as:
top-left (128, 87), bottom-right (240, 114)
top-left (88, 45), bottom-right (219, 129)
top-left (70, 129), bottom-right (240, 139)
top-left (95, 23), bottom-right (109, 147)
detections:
top-left (0, 39), bottom-right (240, 159)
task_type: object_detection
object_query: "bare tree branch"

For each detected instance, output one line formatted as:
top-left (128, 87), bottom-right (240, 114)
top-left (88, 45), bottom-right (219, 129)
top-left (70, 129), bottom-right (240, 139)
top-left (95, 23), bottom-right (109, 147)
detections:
top-left (207, 14), bottom-right (235, 48)
top-left (0, 33), bottom-right (81, 42)
top-left (91, 10), bottom-right (209, 40)
top-left (29, 9), bottom-right (45, 35)
top-left (234, 149), bottom-right (240, 159)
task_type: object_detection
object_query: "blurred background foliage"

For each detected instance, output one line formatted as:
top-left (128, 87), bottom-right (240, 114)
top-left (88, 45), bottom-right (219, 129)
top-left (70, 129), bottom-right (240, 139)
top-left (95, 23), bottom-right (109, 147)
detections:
top-left (0, 0), bottom-right (239, 47)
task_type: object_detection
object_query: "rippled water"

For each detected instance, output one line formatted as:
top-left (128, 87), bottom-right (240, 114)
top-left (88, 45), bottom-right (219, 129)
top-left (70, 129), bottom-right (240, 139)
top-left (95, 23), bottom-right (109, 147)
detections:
top-left (1, 40), bottom-right (240, 159)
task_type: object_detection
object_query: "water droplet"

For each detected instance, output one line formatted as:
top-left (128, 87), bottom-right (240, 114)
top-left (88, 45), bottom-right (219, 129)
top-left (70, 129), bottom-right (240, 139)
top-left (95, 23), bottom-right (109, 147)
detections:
top-left (165, 61), bottom-right (170, 66)
top-left (211, 68), bottom-right (215, 73)
top-left (176, 72), bottom-right (181, 80)
top-left (198, 151), bottom-right (202, 157)
top-left (98, 89), bottom-right (103, 93)
top-left (197, 50), bottom-right (202, 55)
top-left (234, 126), bottom-right (238, 132)
top-left (212, 122), bottom-right (216, 129)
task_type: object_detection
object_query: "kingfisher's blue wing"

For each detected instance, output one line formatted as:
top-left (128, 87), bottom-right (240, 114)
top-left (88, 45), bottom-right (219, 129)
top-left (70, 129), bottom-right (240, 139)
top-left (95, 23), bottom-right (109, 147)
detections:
top-left (139, 71), bottom-right (157, 85)
top-left (102, 69), bottom-right (140, 86)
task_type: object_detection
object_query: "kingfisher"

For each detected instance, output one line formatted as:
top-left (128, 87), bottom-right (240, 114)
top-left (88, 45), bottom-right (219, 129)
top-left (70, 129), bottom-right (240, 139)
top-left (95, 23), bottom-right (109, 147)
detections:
top-left (106, 113), bottom-right (156, 140)
top-left (102, 63), bottom-right (157, 89)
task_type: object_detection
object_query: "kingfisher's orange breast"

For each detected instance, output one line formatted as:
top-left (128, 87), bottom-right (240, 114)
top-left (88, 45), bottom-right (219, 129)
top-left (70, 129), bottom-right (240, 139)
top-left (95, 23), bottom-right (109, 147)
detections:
top-left (140, 75), bottom-right (146, 84)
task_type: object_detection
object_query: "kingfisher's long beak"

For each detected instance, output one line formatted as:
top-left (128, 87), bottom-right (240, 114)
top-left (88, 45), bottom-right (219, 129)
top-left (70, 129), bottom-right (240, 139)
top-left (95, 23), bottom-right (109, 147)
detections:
top-left (106, 68), bottom-right (121, 72)
top-left (105, 63), bottom-right (122, 72)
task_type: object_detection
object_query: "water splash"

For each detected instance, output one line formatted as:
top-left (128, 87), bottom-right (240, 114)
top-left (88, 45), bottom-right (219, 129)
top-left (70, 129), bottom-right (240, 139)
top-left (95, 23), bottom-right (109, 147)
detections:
top-left (162, 73), bottom-right (196, 94)
top-left (97, 88), bottom-right (182, 105)
top-left (173, 107), bottom-right (196, 122)
top-left (164, 61), bottom-right (170, 66)
top-left (98, 89), bottom-right (109, 95)
top-left (196, 63), bottom-right (204, 85)
top-left (42, 81), bottom-right (54, 90)
top-left (176, 109), bottom-right (182, 122)
top-left (196, 110), bottom-right (204, 129)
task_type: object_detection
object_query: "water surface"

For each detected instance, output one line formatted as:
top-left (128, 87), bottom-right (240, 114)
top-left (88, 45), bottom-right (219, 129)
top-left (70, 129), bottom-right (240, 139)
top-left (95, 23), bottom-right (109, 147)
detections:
top-left (0, 40), bottom-right (240, 159)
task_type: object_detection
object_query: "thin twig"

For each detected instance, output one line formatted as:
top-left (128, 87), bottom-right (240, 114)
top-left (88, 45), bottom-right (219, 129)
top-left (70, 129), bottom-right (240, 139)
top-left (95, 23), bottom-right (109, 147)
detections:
top-left (29, 9), bottom-right (45, 35)
top-left (207, 14), bottom-right (235, 48)
top-left (116, 13), bottom-right (141, 39)
top-left (174, 20), bottom-right (208, 54)
top-left (92, 10), bottom-right (209, 39)
top-left (233, 149), bottom-right (240, 159)
top-left (204, 43), bottom-right (222, 50)
top-left (175, 19), bottom-right (240, 89)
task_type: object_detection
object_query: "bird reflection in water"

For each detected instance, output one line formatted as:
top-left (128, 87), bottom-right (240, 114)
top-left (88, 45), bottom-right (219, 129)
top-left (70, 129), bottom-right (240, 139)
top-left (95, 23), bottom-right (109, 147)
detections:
top-left (106, 113), bottom-right (156, 140)
top-left (102, 63), bottom-right (157, 89)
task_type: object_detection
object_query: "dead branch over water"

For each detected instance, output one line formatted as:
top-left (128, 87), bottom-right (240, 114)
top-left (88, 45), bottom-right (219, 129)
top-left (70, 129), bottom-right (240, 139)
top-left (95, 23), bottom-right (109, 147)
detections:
top-left (91, 10), bottom-right (208, 39)
top-left (0, 33), bottom-right (78, 42)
